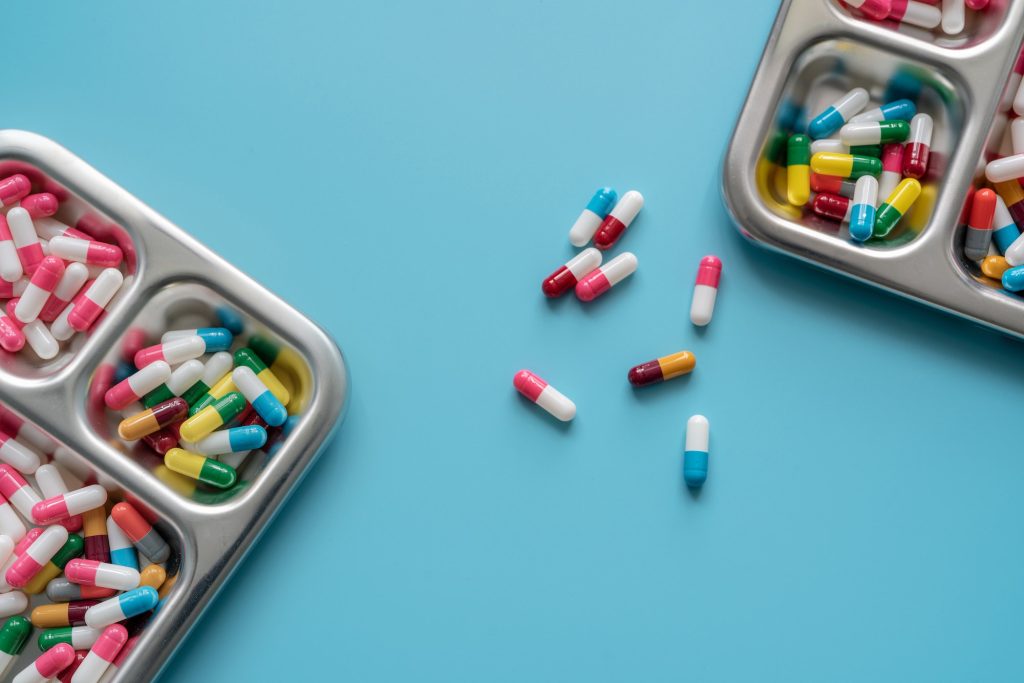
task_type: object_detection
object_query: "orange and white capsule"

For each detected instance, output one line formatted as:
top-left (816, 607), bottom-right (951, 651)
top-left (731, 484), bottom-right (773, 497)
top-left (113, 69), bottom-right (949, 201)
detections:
top-left (690, 255), bottom-right (721, 326)
top-left (513, 370), bottom-right (576, 422)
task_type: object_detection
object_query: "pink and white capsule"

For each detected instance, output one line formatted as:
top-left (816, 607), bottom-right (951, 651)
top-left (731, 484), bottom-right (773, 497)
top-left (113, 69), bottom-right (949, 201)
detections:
top-left (104, 361), bottom-right (171, 411)
top-left (0, 431), bottom-right (40, 474)
top-left (65, 559), bottom-right (140, 591)
top-left (0, 495), bottom-right (25, 543)
top-left (49, 290), bottom-right (83, 342)
top-left (878, 144), bottom-right (904, 204)
top-left (35, 464), bottom-right (83, 533)
top-left (33, 218), bottom-right (93, 243)
top-left (0, 590), bottom-right (26, 617)
top-left (7, 208), bottom-right (43, 276)
top-left (5, 300), bottom-right (58, 361)
top-left (39, 262), bottom-right (88, 323)
top-left (891, 0), bottom-right (941, 28)
top-left (0, 278), bottom-right (27, 300)
top-left (32, 484), bottom-right (107, 525)
top-left (6, 524), bottom-right (68, 587)
top-left (0, 530), bottom-right (36, 593)
top-left (0, 310), bottom-right (25, 353)
top-left (513, 370), bottom-right (576, 422)
top-left (942, 0), bottom-right (965, 34)
top-left (575, 252), bottom-right (638, 301)
top-left (0, 175), bottom-right (30, 209)
top-left (12, 642), bottom-right (75, 683)
top-left (690, 256), bottom-right (722, 326)
top-left (68, 268), bottom-right (123, 333)
top-left (0, 216), bottom-right (22, 284)
top-left (72, 624), bottom-right (127, 683)
top-left (0, 466), bottom-right (40, 520)
top-left (48, 236), bottom-right (123, 268)
top-left (133, 336), bottom-right (205, 369)
top-left (15, 256), bottom-right (65, 323)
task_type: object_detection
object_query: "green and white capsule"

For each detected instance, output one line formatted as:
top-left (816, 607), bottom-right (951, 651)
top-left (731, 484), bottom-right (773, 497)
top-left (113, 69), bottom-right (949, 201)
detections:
top-left (179, 352), bottom-right (233, 408)
top-left (38, 625), bottom-right (100, 651)
top-left (839, 120), bottom-right (910, 145)
top-left (164, 448), bottom-right (237, 489)
top-left (874, 178), bottom-right (922, 238)
top-left (0, 616), bottom-right (30, 677)
top-left (142, 359), bottom-right (205, 409)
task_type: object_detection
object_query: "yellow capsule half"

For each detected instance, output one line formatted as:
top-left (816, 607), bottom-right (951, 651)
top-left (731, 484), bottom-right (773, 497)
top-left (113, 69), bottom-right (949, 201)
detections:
top-left (886, 178), bottom-right (922, 214)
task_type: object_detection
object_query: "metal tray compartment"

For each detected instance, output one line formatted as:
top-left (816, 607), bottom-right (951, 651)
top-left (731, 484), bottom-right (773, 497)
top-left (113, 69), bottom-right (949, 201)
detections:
top-left (829, 0), bottom-right (1012, 48)
top-left (724, 0), bottom-right (1024, 339)
top-left (0, 130), bottom-right (348, 681)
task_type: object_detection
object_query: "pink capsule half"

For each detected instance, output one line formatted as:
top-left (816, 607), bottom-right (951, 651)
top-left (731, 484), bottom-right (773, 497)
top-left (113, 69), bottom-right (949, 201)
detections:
top-left (0, 174), bottom-right (31, 208)
top-left (104, 361), bottom-right (171, 411)
top-left (65, 558), bottom-right (140, 591)
top-left (19, 192), bottom-right (59, 219)
top-left (6, 524), bottom-right (68, 587)
top-left (15, 256), bottom-right (64, 324)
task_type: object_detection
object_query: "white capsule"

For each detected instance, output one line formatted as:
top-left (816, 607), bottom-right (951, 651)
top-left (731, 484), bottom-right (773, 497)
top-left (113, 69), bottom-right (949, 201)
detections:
top-left (166, 359), bottom-right (205, 395)
top-left (20, 320), bottom-right (58, 360)
top-left (1011, 118), bottom-right (1024, 156)
top-left (199, 351), bottom-right (233, 387)
top-left (986, 154), bottom-right (1024, 183)
top-left (73, 626), bottom-right (126, 683)
top-left (810, 139), bottom-right (849, 155)
top-left (513, 370), bottom-right (576, 422)
top-left (127, 361), bottom-right (172, 398)
top-left (602, 252), bottom-right (638, 287)
top-left (565, 248), bottom-right (602, 280)
top-left (6, 208), bottom-right (39, 257)
top-left (155, 335), bottom-right (205, 366)
top-left (0, 435), bottom-right (39, 475)
top-left (0, 590), bottom-right (26, 617)
top-left (49, 301), bottom-right (77, 342)
top-left (63, 484), bottom-right (108, 517)
top-left (0, 500), bottom-right (24, 544)
top-left (899, 1), bottom-right (942, 28)
top-left (0, 220), bottom-right (21, 284)
top-left (941, 0), bottom-right (965, 34)
top-left (1005, 231), bottom-right (1024, 266)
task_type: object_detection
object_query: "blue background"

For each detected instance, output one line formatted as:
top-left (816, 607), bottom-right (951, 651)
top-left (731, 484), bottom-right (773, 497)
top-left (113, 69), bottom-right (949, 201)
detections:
top-left (5, 1), bottom-right (1024, 681)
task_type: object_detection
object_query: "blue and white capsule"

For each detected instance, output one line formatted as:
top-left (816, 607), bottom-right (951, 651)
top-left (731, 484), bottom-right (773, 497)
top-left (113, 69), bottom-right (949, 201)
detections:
top-left (84, 586), bottom-right (158, 628)
top-left (849, 98), bottom-right (917, 124)
top-left (231, 367), bottom-right (286, 427)
top-left (992, 196), bottom-right (1020, 254)
top-left (160, 327), bottom-right (233, 351)
top-left (215, 306), bottom-right (245, 335)
top-left (568, 188), bottom-right (618, 247)
top-left (808, 88), bottom-right (869, 140)
top-left (188, 425), bottom-right (267, 456)
top-left (849, 175), bottom-right (878, 243)
top-left (683, 415), bottom-right (709, 488)
top-left (106, 515), bottom-right (138, 572)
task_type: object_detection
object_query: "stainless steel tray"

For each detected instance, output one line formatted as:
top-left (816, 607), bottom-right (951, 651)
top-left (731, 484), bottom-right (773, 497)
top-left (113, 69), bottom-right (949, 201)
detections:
top-left (722, 0), bottom-right (1024, 338)
top-left (0, 130), bottom-right (348, 681)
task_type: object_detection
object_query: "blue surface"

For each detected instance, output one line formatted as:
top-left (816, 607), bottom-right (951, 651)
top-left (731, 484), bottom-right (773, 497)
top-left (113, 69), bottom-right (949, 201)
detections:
top-left (6, 1), bottom-right (1024, 681)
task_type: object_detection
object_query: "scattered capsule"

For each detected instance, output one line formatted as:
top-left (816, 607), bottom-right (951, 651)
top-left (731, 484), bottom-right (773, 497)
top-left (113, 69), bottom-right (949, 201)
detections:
top-left (0, 530), bottom-right (37, 594)
top-left (117, 398), bottom-right (188, 441)
top-left (0, 465), bottom-right (42, 520)
top-left (593, 190), bottom-right (643, 250)
top-left (7, 525), bottom-right (69, 588)
top-left (849, 98), bottom-right (916, 124)
top-left (133, 336), bottom-right (202, 369)
top-left (138, 564), bottom-right (166, 590)
top-left (982, 256), bottom-right (1011, 279)
top-left (45, 578), bottom-right (115, 603)
top-left (812, 193), bottom-right (852, 222)
top-left (690, 255), bottom-right (721, 326)
top-left (179, 392), bottom-right (246, 443)
top-left (683, 415), bottom-right (709, 488)
top-left (99, 632), bottom-right (138, 682)
top-left (888, 0), bottom-right (942, 28)
top-left (807, 87), bottom-right (869, 139)
top-left (575, 252), bottom-right (637, 301)
top-left (104, 361), bottom-right (171, 411)
top-left (23, 532), bottom-right (83, 596)
top-left (12, 641), bottom-right (74, 682)
top-left (810, 152), bottom-right (881, 179)
top-left (68, 268), bottom-right (123, 332)
top-left (31, 600), bottom-right (98, 628)
top-left (878, 143), bottom-right (904, 203)
top-left (233, 367), bottom-right (287, 427)
top-left (810, 173), bottom-right (856, 198)
top-left (190, 425), bottom-right (267, 456)
top-left (513, 370), bottom-right (575, 422)
top-left (874, 178), bottom-right (921, 238)
top-left (84, 586), bottom-right (158, 628)
top-left (0, 431), bottom-right (40, 475)
top-left (38, 262), bottom-right (88, 323)
top-left (568, 188), bottom-right (618, 247)
top-left (1003, 264), bottom-right (1024, 291)
top-left (73, 624), bottom-right (127, 683)
top-left (180, 351), bottom-right (233, 407)
top-left (106, 515), bottom-right (138, 571)
top-left (0, 175), bottom-right (31, 208)
top-left (65, 559), bottom-right (140, 592)
top-left (164, 448), bottom-right (237, 489)
top-left (903, 114), bottom-right (933, 179)
top-left (234, 348), bottom-right (290, 406)
top-left (0, 616), bottom-right (31, 678)
top-left (110, 502), bottom-right (169, 564)
top-left (14, 256), bottom-right (64, 324)
top-left (628, 351), bottom-right (695, 387)
top-left (965, 189), bottom-right (996, 262)
top-left (37, 628), bottom-right (99, 653)
top-left (541, 248), bottom-right (602, 298)
top-left (7, 208), bottom-right (43, 276)
top-left (82, 507), bottom-right (109, 564)
top-left (850, 175), bottom-right (879, 243)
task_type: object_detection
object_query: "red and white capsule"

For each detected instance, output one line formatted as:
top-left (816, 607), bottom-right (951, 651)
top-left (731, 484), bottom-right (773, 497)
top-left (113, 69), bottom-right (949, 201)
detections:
top-left (31, 484), bottom-right (107, 525)
top-left (575, 252), bottom-right (638, 301)
top-left (0, 431), bottom-right (40, 475)
top-left (541, 248), bottom-right (602, 298)
top-left (903, 113), bottom-right (933, 179)
top-left (38, 262), bottom-right (88, 323)
top-left (68, 268), bottom-right (123, 333)
top-left (47, 236), bottom-right (123, 268)
top-left (65, 559), bottom-right (140, 591)
top-left (513, 370), bottom-right (576, 422)
top-left (690, 256), bottom-right (722, 327)
top-left (14, 256), bottom-right (64, 324)
top-left (104, 361), bottom-right (172, 411)
top-left (593, 191), bottom-right (644, 250)
top-left (7, 208), bottom-right (43, 276)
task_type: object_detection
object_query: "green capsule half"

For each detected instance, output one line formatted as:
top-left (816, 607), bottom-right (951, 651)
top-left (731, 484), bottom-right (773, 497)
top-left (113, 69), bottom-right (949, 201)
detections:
top-left (876, 120), bottom-right (910, 143)
top-left (180, 380), bottom-right (210, 408)
top-left (234, 347), bottom-right (268, 374)
top-left (38, 627), bottom-right (73, 651)
top-left (143, 383), bottom-right (175, 409)
top-left (52, 534), bottom-right (84, 569)
top-left (786, 134), bottom-right (810, 167)
top-left (849, 144), bottom-right (881, 158)
top-left (0, 616), bottom-right (30, 656)
top-left (247, 336), bottom-right (281, 366)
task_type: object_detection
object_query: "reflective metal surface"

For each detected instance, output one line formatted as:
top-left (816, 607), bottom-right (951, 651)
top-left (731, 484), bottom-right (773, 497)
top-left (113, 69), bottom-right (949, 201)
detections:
top-left (0, 130), bottom-right (348, 681)
top-left (722, 0), bottom-right (1024, 339)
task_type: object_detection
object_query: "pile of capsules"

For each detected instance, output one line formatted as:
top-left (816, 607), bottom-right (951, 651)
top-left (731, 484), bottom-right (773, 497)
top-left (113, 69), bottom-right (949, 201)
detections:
top-left (0, 173), bottom-right (128, 361)
top-left (89, 320), bottom-right (297, 492)
top-left (0, 422), bottom-right (177, 682)
top-left (840, 0), bottom-right (995, 36)
top-left (782, 87), bottom-right (934, 242)
top-left (514, 188), bottom-right (721, 488)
